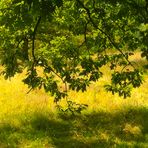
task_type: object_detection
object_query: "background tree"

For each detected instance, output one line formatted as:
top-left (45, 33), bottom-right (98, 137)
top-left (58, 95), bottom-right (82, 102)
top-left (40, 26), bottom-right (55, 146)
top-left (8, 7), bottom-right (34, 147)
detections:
top-left (0, 0), bottom-right (147, 103)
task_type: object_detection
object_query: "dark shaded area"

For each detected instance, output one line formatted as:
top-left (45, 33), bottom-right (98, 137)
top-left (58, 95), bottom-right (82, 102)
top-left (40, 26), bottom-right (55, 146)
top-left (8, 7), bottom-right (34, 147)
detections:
top-left (0, 107), bottom-right (148, 148)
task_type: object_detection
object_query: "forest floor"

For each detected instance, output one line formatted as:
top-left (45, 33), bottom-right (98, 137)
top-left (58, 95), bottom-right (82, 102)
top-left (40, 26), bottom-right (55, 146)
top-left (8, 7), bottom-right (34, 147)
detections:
top-left (0, 52), bottom-right (148, 148)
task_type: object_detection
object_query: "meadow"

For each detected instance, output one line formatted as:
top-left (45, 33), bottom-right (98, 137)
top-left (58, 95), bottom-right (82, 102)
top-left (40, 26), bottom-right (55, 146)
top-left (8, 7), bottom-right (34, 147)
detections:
top-left (0, 52), bottom-right (148, 148)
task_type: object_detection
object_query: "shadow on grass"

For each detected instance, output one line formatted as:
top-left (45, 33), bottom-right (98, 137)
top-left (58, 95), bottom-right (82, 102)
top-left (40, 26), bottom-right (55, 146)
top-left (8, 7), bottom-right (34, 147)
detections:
top-left (0, 107), bottom-right (148, 148)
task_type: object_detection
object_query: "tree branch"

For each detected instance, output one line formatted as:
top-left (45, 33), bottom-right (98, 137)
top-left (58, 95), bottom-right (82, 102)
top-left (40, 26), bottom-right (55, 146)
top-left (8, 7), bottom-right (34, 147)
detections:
top-left (32, 16), bottom-right (42, 62)
top-left (76, 0), bottom-right (135, 68)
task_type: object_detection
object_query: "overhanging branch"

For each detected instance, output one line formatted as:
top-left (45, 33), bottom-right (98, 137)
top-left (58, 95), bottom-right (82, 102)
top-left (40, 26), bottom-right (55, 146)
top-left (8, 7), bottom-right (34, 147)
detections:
top-left (76, 0), bottom-right (135, 68)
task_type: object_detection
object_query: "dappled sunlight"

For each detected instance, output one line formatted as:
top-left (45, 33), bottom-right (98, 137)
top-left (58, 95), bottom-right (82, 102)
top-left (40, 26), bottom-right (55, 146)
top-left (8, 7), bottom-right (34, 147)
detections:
top-left (0, 56), bottom-right (148, 147)
top-left (0, 0), bottom-right (148, 146)
top-left (0, 107), bottom-right (148, 147)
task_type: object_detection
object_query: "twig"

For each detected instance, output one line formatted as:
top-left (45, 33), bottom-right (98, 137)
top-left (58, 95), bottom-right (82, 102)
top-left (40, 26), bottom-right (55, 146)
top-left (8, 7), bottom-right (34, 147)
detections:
top-left (32, 16), bottom-right (42, 62)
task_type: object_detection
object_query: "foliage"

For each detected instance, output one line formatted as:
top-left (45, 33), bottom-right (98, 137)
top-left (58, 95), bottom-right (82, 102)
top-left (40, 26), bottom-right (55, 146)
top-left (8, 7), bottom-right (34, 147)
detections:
top-left (0, 0), bottom-right (148, 102)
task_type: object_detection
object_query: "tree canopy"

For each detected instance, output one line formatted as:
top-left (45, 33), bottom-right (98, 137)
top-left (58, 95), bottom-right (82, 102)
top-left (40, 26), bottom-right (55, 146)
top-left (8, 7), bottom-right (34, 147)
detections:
top-left (0, 0), bottom-right (148, 102)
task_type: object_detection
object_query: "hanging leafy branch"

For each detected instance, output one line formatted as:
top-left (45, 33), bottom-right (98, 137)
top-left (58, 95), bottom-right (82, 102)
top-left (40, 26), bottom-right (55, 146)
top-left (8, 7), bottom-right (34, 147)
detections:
top-left (0, 0), bottom-right (147, 104)
top-left (76, 0), bottom-right (135, 68)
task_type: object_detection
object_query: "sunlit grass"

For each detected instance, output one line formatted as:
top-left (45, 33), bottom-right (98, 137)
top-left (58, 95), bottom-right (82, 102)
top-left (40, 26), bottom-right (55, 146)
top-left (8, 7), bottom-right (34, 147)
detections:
top-left (0, 52), bottom-right (148, 147)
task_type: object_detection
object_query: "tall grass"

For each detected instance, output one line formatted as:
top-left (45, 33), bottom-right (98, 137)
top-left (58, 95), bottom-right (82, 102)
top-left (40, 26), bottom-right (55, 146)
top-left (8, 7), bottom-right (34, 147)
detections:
top-left (0, 52), bottom-right (148, 147)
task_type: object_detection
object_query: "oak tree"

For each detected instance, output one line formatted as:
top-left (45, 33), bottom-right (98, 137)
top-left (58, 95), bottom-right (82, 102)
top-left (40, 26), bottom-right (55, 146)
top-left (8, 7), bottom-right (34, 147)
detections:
top-left (0, 0), bottom-right (147, 104)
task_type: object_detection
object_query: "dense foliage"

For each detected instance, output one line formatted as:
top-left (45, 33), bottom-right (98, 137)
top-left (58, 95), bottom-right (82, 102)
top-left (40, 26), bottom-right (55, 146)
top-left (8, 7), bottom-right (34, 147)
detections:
top-left (0, 0), bottom-right (147, 102)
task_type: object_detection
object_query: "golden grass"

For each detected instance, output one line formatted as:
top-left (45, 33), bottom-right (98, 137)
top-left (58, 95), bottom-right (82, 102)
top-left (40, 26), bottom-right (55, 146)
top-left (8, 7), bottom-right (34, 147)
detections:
top-left (0, 64), bottom-right (147, 119)
top-left (0, 52), bottom-right (148, 147)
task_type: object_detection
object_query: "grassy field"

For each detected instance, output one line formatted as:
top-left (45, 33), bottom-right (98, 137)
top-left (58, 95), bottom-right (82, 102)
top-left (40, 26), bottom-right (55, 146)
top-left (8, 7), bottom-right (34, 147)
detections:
top-left (0, 53), bottom-right (148, 148)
